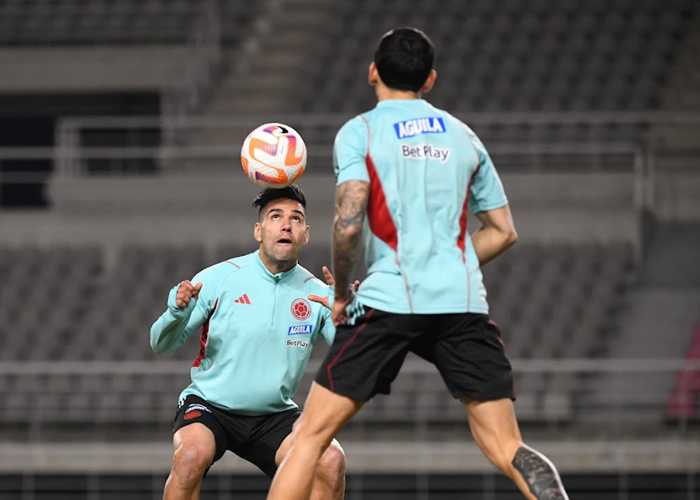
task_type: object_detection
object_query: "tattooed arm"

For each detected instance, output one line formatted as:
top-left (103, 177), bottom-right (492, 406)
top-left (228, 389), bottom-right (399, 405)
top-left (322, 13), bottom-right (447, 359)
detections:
top-left (332, 180), bottom-right (369, 299)
top-left (330, 180), bottom-right (369, 322)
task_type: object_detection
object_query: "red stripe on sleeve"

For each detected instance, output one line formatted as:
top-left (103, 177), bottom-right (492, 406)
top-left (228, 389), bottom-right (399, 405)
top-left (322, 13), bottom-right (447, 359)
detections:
top-left (359, 115), bottom-right (398, 252)
top-left (457, 163), bottom-right (481, 261)
top-left (192, 298), bottom-right (218, 368)
top-left (365, 154), bottom-right (399, 252)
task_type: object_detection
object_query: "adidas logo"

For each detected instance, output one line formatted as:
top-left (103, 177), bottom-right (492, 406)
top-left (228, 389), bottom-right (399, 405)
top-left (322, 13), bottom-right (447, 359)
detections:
top-left (235, 294), bottom-right (251, 305)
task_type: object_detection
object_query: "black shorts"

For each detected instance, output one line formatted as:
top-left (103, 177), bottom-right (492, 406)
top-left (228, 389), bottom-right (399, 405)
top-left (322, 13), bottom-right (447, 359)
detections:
top-left (172, 395), bottom-right (301, 478)
top-left (315, 307), bottom-right (514, 402)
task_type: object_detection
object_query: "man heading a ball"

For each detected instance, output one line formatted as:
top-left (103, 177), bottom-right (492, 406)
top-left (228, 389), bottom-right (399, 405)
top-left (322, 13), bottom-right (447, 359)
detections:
top-left (151, 185), bottom-right (346, 500)
top-left (268, 28), bottom-right (569, 500)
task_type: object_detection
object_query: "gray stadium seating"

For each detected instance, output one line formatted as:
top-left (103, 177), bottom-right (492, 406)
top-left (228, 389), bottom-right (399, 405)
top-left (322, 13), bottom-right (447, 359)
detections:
top-left (0, 0), bottom-right (257, 45)
top-left (295, 0), bottom-right (696, 116)
top-left (0, 247), bottom-right (101, 361)
top-left (67, 244), bottom-right (206, 362)
top-left (0, 241), bottom-right (635, 426)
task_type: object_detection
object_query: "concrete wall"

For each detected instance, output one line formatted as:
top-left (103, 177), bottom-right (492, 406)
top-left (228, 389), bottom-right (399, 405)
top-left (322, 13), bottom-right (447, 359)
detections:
top-left (0, 47), bottom-right (185, 92)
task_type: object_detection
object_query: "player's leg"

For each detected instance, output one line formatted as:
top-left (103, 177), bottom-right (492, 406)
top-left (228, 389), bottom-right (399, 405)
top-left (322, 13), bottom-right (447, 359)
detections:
top-left (268, 382), bottom-right (362, 500)
top-left (274, 412), bottom-right (347, 500)
top-left (310, 440), bottom-right (346, 500)
top-left (429, 314), bottom-right (569, 499)
top-left (243, 407), bottom-right (346, 500)
top-left (165, 397), bottom-right (228, 500)
top-left (269, 308), bottom-right (417, 500)
top-left (462, 397), bottom-right (568, 500)
top-left (164, 423), bottom-right (216, 500)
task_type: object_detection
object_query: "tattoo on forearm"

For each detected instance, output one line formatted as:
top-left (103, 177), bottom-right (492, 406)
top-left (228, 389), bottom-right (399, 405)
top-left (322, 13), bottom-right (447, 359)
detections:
top-left (512, 446), bottom-right (567, 500)
top-left (332, 181), bottom-right (369, 297)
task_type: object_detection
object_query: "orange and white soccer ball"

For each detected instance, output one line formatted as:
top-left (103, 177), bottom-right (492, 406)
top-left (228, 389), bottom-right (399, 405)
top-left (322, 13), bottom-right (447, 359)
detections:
top-left (240, 123), bottom-right (307, 188)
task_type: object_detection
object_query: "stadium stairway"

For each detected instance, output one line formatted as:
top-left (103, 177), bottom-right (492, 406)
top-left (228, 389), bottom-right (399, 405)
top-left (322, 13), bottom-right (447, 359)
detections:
top-left (204, 0), bottom-right (336, 116)
top-left (165, 0), bottom-right (337, 175)
top-left (578, 222), bottom-right (700, 426)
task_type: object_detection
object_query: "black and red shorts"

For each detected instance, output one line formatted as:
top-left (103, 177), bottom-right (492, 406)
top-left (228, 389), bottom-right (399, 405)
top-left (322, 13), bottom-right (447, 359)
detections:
top-left (172, 395), bottom-right (301, 478)
top-left (315, 307), bottom-right (514, 402)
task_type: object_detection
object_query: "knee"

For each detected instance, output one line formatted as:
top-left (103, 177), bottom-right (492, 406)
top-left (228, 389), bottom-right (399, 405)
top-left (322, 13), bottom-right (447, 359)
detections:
top-left (172, 443), bottom-right (213, 487)
top-left (316, 441), bottom-right (346, 489)
top-left (292, 416), bottom-right (334, 450)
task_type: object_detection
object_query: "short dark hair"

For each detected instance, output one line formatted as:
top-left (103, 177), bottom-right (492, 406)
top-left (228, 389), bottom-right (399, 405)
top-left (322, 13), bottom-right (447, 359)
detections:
top-left (252, 185), bottom-right (307, 217)
top-left (374, 27), bottom-right (435, 93)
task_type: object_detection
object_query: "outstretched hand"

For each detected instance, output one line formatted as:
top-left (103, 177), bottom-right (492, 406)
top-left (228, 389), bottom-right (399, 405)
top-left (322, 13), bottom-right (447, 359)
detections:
top-left (330, 295), bottom-right (353, 326)
top-left (307, 266), bottom-right (359, 311)
top-left (175, 280), bottom-right (203, 309)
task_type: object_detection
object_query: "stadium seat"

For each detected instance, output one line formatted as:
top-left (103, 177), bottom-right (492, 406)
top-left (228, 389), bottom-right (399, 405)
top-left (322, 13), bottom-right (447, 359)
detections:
top-left (0, 241), bottom-right (636, 426)
top-left (0, 0), bottom-right (258, 45)
top-left (295, 0), bottom-right (695, 114)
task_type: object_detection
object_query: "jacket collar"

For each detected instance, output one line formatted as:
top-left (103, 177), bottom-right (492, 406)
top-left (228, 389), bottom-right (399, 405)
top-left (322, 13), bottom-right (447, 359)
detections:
top-left (253, 249), bottom-right (298, 284)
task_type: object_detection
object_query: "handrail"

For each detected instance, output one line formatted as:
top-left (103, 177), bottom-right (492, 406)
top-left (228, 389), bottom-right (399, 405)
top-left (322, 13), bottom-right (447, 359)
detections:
top-left (55, 111), bottom-right (700, 129)
top-left (0, 142), bottom-right (642, 160)
top-left (1, 358), bottom-right (699, 375)
top-left (0, 141), bottom-right (644, 184)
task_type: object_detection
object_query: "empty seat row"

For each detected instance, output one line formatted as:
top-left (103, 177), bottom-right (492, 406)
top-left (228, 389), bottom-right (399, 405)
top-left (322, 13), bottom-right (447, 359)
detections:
top-left (0, 241), bottom-right (636, 426)
top-left (295, 0), bottom-right (695, 113)
top-left (0, 242), bottom-right (634, 362)
top-left (0, 0), bottom-right (257, 44)
top-left (0, 247), bottom-right (101, 361)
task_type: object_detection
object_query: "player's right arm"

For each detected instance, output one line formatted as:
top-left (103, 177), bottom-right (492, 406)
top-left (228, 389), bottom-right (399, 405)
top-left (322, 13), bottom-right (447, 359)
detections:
top-left (331, 117), bottom-right (370, 324)
top-left (150, 278), bottom-right (210, 354)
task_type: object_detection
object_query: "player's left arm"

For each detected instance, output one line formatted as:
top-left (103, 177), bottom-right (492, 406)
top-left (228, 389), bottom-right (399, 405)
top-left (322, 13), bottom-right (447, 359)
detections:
top-left (471, 205), bottom-right (518, 266)
top-left (464, 125), bottom-right (516, 266)
top-left (307, 265), bottom-right (359, 339)
top-left (305, 271), bottom-right (338, 344)
top-left (319, 307), bottom-right (336, 344)
top-left (332, 180), bottom-right (369, 301)
top-left (308, 265), bottom-right (360, 308)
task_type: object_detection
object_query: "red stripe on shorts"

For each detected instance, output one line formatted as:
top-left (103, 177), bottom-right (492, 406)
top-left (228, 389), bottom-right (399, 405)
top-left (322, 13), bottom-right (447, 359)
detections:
top-left (326, 308), bottom-right (375, 393)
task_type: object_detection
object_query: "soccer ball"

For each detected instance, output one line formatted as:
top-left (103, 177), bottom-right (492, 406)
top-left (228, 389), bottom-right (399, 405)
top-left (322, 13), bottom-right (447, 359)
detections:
top-left (240, 123), bottom-right (307, 188)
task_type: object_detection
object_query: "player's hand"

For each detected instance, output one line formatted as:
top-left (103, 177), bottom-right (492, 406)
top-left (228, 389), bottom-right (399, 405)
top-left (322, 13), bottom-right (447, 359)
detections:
top-left (175, 281), bottom-right (203, 309)
top-left (331, 294), bottom-right (353, 326)
top-left (307, 266), bottom-right (360, 310)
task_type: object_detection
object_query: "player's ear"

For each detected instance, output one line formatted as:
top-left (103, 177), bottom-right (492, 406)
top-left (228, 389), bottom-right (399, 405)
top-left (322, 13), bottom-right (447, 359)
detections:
top-left (368, 62), bottom-right (379, 86)
top-left (303, 225), bottom-right (310, 245)
top-left (421, 69), bottom-right (437, 94)
top-left (254, 222), bottom-right (262, 243)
